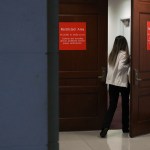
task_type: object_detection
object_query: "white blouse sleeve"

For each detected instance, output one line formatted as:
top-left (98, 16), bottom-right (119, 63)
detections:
top-left (118, 51), bottom-right (129, 71)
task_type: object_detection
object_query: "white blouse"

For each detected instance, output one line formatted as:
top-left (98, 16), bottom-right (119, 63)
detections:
top-left (106, 50), bottom-right (130, 87)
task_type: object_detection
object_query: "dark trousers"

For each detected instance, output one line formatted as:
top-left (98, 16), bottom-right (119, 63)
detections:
top-left (102, 84), bottom-right (130, 130)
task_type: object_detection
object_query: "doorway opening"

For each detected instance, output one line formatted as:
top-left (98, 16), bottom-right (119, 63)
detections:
top-left (108, 0), bottom-right (131, 129)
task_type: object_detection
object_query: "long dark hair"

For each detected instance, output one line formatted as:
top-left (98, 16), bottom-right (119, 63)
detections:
top-left (108, 35), bottom-right (130, 67)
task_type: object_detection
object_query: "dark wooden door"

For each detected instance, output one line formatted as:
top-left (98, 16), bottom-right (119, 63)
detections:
top-left (130, 0), bottom-right (150, 137)
top-left (59, 0), bottom-right (108, 131)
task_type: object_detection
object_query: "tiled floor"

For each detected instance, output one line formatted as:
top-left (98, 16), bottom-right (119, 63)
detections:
top-left (59, 130), bottom-right (150, 150)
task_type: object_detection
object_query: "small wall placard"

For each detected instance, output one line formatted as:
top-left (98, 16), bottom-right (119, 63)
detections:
top-left (59, 22), bottom-right (86, 50)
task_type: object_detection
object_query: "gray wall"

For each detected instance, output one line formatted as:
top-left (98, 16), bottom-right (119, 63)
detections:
top-left (0, 1), bottom-right (48, 150)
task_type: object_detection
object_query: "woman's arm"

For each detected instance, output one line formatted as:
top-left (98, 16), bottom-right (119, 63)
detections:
top-left (118, 51), bottom-right (130, 71)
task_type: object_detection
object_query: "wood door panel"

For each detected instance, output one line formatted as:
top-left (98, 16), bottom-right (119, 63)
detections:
top-left (60, 87), bottom-right (99, 93)
top-left (139, 80), bottom-right (150, 88)
top-left (139, 72), bottom-right (150, 87)
top-left (60, 117), bottom-right (101, 131)
top-left (60, 0), bottom-right (98, 4)
top-left (60, 4), bottom-right (100, 14)
top-left (60, 93), bottom-right (99, 117)
top-left (60, 79), bottom-right (97, 86)
top-left (60, 71), bottom-right (98, 86)
top-left (59, 86), bottom-right (103, 131)
top-left (60, 71), bottom-right (98, 78)
top-left (138, 95), bottom-right (150, 121)
top-left (60, 1), bottom-right (107, 14)
top-left (139, 0), bottom-right (150, 2)
top-left (59, 83), bottom-right (107, 130)
top-left (131, 0), bottom-right (150, 137)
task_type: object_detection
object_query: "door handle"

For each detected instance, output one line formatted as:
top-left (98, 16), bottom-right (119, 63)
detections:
top-left (134, 69), bottom-right (142, 85)
top-left (98, 75), bottom-right (103, 79)
top-left (135, 69), bottom-right (142, 81)
top-left (98, 67), bottom-right (107, 81)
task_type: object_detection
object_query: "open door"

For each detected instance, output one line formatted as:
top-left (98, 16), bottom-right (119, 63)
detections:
top-left (130, 0), bottom-right (150, 137)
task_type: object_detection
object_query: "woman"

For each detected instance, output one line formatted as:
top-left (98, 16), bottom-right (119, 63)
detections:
top-left (100, 35), bottom-right (130, 138)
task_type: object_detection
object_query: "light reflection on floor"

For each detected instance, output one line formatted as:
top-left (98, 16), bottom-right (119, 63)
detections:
top-left (59, 130), bottom-right (150, 150)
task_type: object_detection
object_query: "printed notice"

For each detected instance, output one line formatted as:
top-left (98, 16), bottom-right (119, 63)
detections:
top-left (147, 21), bottom-right (150, 50)
top-left (59, 22), bottom-right (86, 50)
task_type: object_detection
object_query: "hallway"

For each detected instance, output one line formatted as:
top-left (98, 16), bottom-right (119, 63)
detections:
top-left (59, 130), bottom-right (150, 150)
